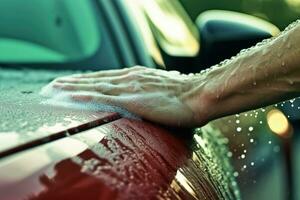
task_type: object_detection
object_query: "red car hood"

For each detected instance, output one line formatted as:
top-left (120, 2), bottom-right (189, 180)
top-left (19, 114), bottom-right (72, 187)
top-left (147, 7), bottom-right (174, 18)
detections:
top-left (0, 102), bottom-right (120, 157)
top-left (0, 68), bottom-right (120, 157)
top-left (0, 68), bottom-right (239, 200)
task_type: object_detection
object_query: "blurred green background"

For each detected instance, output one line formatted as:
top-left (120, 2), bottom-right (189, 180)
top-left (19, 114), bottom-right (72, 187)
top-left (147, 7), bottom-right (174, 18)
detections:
top-left (180, 0), bottom-right (300, 30)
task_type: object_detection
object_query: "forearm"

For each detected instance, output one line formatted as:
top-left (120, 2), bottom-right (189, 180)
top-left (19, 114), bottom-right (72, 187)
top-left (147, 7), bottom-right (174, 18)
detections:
top-left (47, 20), bottom-right (300, 127)
top-left (197, 21), bottom-right (300, 122)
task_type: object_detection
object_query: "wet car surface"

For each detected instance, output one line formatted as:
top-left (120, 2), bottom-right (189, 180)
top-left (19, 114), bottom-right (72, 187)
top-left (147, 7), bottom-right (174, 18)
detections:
top-left (0, 69), bottom-right (115, 155)
top-left (0, 69), bottom-right (239, 200)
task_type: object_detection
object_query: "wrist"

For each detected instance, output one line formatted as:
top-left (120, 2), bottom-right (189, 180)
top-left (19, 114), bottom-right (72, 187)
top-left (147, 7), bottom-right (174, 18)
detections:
top-left (194, 66), bottom-right (230, 124)
top-left (183, 73), bottom-right (219, 126)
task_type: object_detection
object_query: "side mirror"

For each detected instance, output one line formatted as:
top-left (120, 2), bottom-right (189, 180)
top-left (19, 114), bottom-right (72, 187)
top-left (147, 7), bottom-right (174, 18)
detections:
top-left (196, 10), bottom-right (280, 69)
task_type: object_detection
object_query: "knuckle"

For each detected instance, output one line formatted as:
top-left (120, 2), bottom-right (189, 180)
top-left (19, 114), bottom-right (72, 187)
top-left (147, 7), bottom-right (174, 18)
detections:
top-left (126, 72), bottom-right (139, 80)
top-left (128, 81), bottom-right (142, 92)
top-left (132, 65), bottom-right (144, 70)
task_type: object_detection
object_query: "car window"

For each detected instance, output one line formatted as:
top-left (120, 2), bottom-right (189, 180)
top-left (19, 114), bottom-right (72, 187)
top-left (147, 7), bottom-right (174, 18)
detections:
top-left (142, 0), bottom-right (199, 56)
top-left (0, 0), bottom-right (100, 63)
top-left (125, 0), bottom-right (200, 57)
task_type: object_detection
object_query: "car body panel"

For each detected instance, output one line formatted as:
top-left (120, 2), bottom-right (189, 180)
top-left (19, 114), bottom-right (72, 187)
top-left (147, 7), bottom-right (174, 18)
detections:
top-left (0, 118), bottom-right (238, 200)
top-left (0, 67), bottom-right (239, 199)
top-left (0, 102), bottom-right (119, 157)
top-left (0, 68), bottom-right (121, 157)
top-left (0, 119), bottom-right (187, 200)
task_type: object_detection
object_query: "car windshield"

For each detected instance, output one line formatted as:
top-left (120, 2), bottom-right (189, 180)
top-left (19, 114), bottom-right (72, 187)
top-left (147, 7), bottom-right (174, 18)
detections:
top-left (0, 0), bottom-right (100, 63)
top-left (125, 0), bottom-right (199, 57)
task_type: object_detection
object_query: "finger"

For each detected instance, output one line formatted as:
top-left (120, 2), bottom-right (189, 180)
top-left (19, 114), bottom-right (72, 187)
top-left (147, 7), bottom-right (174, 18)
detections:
top-left (55, 74), bottom-right (130, 85)
top-left (55, 77), bottom-right (115, 84)
top-left (52, 82), bottom-right (93, 91)
top-left (53, 81), bottom-right (135, 96)
top-left (73, 66), bottom-right (145, 78)
top-left (71, 93), bottom-right (124, 107)
top-left (56, 73), bottom-right (156, 87)
top-left (70, 93), bottom-right (149, 120)
top-left (70, 93), bottom-right (157, 121)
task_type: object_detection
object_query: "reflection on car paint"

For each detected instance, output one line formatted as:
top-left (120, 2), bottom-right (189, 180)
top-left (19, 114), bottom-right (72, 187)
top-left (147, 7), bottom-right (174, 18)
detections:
top-left (0, 68), bottom-right (120, 156)
top-left (0, 118), bottom-right (240, 200)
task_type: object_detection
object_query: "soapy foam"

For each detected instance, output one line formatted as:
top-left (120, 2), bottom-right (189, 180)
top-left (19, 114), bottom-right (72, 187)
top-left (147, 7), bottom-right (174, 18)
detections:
top-left (40, 83), bottom-right (141, 120)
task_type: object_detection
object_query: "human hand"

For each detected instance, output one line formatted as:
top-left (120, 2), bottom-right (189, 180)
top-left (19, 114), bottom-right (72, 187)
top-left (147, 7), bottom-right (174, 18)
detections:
top-left (46, 66), bottom-right (210, 127)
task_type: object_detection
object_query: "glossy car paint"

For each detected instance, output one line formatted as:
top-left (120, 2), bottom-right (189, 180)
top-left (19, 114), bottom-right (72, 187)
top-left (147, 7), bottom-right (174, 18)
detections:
top-left (0, 69), bottom-right (120, 157)
top-left (0, 118), bottom-right (238, 200)
top-left (0, 66), bottom-right (239, 200)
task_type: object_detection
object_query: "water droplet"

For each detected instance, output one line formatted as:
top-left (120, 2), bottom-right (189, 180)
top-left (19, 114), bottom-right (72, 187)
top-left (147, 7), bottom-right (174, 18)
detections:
top-left (227, 152), bottom-right (233, 157)
top-left (233, 171), bottom-right (239, 177)
top-left (232, 181), bottom-right (237, 187)
top-left (235, 119), bottom-right (240, 124)
top-left (268, 140), bottom-right (272, 144)
top-left (234, 189), bottom-right (240, 196)
top-left (241, 154), bottom-right (246, 159)
top-left (248, 126), bottom-right (254, 132)
top-left (288, 79), bottom-right (294, 85)
top-left (236, 127), bottom-right (242, 132)
top-left (250, 162), bottom-right (255, 166)
top-left (250, 138), bottom-right (254, 143)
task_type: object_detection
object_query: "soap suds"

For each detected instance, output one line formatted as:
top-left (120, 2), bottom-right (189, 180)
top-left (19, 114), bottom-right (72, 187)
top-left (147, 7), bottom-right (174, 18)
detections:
top-left (40, 83), bottom-right (141, 120)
